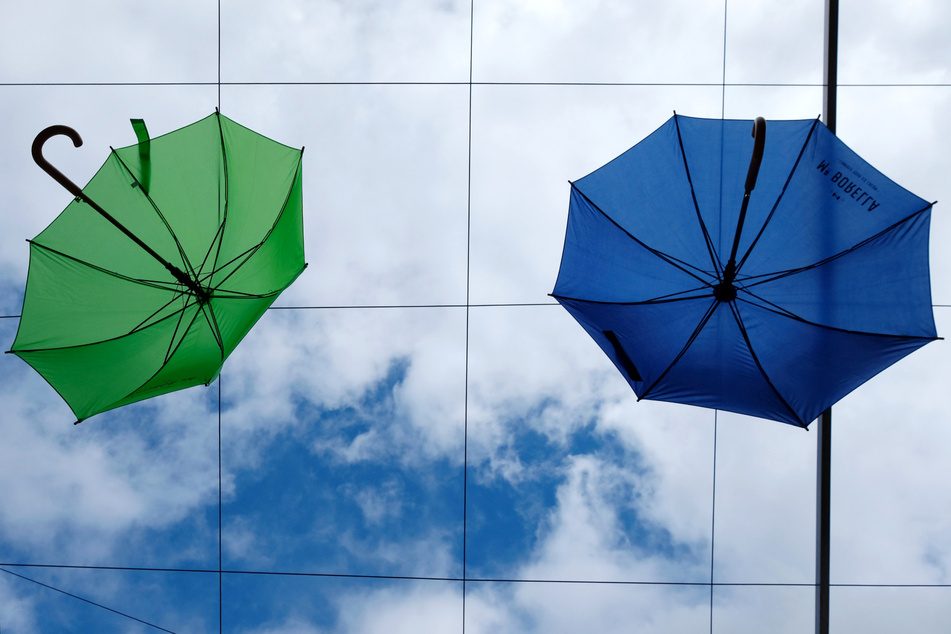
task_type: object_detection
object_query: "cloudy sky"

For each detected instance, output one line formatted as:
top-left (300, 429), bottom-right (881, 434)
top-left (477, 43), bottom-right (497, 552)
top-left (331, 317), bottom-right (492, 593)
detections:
top-left (1, 0), bottom-right (950, 632)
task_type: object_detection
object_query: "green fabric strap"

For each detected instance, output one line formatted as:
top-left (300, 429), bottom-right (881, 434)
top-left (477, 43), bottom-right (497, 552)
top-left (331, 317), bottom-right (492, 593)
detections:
top-left (130, 118), bottom-right (151, 194)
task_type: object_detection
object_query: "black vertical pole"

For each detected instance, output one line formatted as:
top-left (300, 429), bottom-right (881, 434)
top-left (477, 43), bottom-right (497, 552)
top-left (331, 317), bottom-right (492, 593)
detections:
top-left (818, 2), bottom-right (838, 633)
top-left (816, 408), bottom-right (832, 634)
top-left (823, 0), bottom-right (838, 135)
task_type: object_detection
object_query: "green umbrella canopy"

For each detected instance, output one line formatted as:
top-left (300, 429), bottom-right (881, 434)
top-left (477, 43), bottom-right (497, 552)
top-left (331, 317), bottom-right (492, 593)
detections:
top-left (9, 112), bottom-right (306, 423)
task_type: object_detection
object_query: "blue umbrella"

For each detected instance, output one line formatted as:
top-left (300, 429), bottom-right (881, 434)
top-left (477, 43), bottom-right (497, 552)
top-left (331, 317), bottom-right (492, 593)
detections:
top-left (552, 114), bottom-right (938, 428)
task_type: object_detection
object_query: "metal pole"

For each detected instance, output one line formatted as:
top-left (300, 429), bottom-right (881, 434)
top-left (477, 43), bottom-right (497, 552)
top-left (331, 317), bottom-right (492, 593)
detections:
top-left (816, 408), bottom-right (832, 634)
top-left (818, 2), bottom-right (838, 633)
top-left (823, 0), bottom-right (838, 135)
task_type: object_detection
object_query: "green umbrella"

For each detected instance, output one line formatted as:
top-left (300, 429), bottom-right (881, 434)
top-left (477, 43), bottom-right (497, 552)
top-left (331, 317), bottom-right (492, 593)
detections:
top-left (8, 112), bottom-right (306, 423)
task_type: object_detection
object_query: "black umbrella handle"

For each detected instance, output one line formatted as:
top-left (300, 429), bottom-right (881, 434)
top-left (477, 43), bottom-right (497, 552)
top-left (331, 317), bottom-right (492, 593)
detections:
top-left (31, 125), bottom-right (209, 303)
top-left (724, 117), bottom-right (767, 286)
top-left (744, 117), bottom-right (767, 193)
top-left (32, 125), bottom-right (86, 199)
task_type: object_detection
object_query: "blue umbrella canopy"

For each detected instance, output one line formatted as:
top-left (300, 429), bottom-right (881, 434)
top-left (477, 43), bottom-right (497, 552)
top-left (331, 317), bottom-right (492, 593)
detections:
top-left (552, 114), bottom-right (938, 427)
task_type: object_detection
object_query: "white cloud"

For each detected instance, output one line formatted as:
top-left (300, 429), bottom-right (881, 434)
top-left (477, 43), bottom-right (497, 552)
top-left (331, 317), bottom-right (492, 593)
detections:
top-left (332, 583), bottom-right (462, 634)
top-left (0, 573), bottom-right (39, 634)
top-left (246, 618), bottom-right (326, 634)
top-left (838, 0), bottom-right (951, 83)
top-left (0, 371), bottom-right (219, 562)
top-left (348, 479), bottom-right (405, 526)
top-left (0, 0), bottom-right (216, 83)
top-left (224, 516), bottom-right (275, 568)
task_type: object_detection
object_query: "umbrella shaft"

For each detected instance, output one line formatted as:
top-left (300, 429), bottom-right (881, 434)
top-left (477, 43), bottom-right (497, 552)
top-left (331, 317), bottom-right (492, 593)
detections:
top-left (724, 191), bottom-right (752, 283)
top-left (77, 192), bottom-right (208, 301)
top-left (726, 117), bottom-right (766, 282)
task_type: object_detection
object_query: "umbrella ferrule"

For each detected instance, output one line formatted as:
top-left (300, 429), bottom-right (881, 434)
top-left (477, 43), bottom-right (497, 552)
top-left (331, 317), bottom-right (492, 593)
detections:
top-left (723, 259), bottom-right (736, 281)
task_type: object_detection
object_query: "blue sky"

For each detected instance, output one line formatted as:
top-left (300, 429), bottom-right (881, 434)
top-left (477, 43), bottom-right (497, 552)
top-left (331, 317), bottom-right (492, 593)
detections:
top-left (2, 0), bottom-right (951, 632)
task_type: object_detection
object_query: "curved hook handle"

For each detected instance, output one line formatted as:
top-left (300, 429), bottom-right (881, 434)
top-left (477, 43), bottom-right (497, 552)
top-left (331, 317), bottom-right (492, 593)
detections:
top-left (32, 125), bottom-right (86, 199)
top-left (744, 116), bottom-right (767, 192)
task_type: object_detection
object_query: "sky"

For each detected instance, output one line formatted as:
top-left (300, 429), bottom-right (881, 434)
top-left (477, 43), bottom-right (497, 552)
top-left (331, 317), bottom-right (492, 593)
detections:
top-left (1, 0), bottom-right (950, 632)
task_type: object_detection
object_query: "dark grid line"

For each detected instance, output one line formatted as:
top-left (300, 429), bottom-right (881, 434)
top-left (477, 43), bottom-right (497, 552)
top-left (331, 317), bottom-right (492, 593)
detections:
top-left (4, 81), bottom-right (951, 88)
top-left (5, 301), bottom-right (951, 320)
top-left (6, 562), bottom-right (951, 589)
top-left (217, 3), bottom-right (224, 626)
top-left (0, 567), bottom-right (177, 633)
top-left (462, 0), bottom-right (475, 631)
top-left (217, 378), bottom-right (223, 634)
top-left (709, 0), bottom-right (729, 626)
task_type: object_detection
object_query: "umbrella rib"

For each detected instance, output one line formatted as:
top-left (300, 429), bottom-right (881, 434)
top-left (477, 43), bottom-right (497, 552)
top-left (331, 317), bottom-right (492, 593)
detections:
top-left (195, 221), bottom-right (227, 282)
top-left (196, 243), bottom-right (254, 289)
top-left (638, 299), bottom-right (720, 402)
top-left (11, 301), bottom-right (197, 354)
top-left (111, 149), bottom-right (200, 280)
top-left (195, 221), bottom-right (228, 289)
top-left (734, 117), bottom-right (821, 274)
top-left (110, 303), bottom-right (210, 403)
top-left (204, 154), bottom-right (305, 295)
top-left (199, 298), bottom-right (226, 358)
top-left (210, 288), bottom-right (284, 301)
top-left (13, 244), bottom-right (200, 356)
top-left (201, 243), bottom-right (258, 289)
top-left (195, 111), bottom-right (230, 288)
top-left (738, 202), bottom-right (934, 290)
top-left (28, 241), bottom-right (187, 295)
top-left (550, 287), bottom-right (715, 306)
top-left (213, 262), bottom-right (308, 302)
top-left (735, 292), bottom-right (940, 341)
top-left (130, 294), bottom-right (195, 335)
top-left (672, 113), bottom-right (724, 278)
top-left (163, 300), bottom-right (195, 364)
top-left (727, 301), bottom-right (808, 428)
top-left (569, 182), bottom-right (717, 288)
top-left (119, 306), bottom-right (209, 402)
